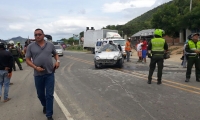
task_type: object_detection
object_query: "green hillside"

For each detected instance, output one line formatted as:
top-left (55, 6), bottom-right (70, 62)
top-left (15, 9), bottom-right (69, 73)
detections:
top-left (105, 0), bottom-right (200, 39)
top-left (125, 2), bottom-right (172, 26)
top-left (104, 1), bottom-right (172, 37)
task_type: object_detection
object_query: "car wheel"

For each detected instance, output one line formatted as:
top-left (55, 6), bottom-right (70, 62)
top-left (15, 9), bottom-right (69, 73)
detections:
top-left (95, 64), bottom-right (98, 69)
top-left (117, 59), bottom-right (123, 68)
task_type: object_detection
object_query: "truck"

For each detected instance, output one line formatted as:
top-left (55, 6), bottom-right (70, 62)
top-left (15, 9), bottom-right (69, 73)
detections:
top-left (83, 29), bottom-right (118, 54)
top-left (83, 29), bottom-right (127, 58)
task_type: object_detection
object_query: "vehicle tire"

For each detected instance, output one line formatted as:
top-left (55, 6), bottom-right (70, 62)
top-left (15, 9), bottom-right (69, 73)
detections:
top-left (95, 64), bottom-right (98, 69)
top-left (117, 59), bottom-right (123, 68)
top-left (91, 48), bottom-right (95, 54)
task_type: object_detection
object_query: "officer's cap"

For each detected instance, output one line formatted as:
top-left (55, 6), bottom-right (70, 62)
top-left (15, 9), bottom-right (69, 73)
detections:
top-left (191, 33), bottom-right (199, 38)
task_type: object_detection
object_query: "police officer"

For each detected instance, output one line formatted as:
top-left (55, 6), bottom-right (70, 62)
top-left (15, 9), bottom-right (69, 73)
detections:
top-left (185, 33), bottom-right (200, 82)
top-left (9, 43), bottom-right (23, 71)
top-left (147, 29), bottom-right (168, 85)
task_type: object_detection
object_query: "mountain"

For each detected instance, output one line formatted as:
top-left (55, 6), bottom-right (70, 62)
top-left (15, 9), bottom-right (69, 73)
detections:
top-left (5, 36), bottom-right (27, 45)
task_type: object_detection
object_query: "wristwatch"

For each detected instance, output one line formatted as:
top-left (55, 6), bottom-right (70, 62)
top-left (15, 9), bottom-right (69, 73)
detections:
top-left (56, 60), bottom-right (60, 62)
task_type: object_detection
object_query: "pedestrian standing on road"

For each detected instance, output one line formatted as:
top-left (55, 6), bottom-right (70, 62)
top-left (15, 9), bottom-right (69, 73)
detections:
top-left (125, 38), bottom-right (132, 62)
top-left (137, 40), bottom-right (143, 62)
top-left (185, 33), bottom-right (200, 82)
top-left (147, 29), bottom-right (168, 85)
top-left (141, 38), bottom-right (147, 63)
top-left (135, 40), bottom-right (140, 62)
top-left (182, 39), bottom-right (189, 68)
top-left (0, 42), bottom-right (13, 102)
top-left (9, 43), bottom-right (23, 71)
top-left (26, 28), bottom-right (60, 120)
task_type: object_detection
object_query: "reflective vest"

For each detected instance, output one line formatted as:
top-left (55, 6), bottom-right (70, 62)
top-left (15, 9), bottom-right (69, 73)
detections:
top-left (9, 48), bottom-right (18, 56)
top-left (187, 40), bottom-right (200, 56)
top-left (151, 38), bottom-right (165, 54)
top-left (125, 41), bottom-right (131, 51)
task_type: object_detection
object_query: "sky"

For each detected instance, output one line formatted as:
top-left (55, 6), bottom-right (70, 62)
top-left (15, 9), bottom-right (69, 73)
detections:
top-left (0, 0), bottom-right (171, 41)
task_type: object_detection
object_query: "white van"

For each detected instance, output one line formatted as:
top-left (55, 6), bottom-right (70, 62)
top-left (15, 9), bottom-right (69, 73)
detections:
top-left (108, 39), bottom-right (127, 59)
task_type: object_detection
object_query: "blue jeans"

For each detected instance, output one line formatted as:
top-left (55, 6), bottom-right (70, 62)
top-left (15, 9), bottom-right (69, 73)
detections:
top-left (34, 73), bottom-right (55, 117)
top-left (0, 70), bottom-right (10, 100)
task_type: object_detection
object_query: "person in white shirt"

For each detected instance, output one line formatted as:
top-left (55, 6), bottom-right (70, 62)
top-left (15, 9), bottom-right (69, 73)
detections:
top-left (137, 40), bottom-right (143, 62)
top-left (182, 40), bottom-right (188, 68)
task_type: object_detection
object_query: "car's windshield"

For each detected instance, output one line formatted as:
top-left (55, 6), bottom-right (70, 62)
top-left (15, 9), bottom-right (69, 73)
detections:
top-left (99, 44), bottom-right (119, 52)
top-left (113, 40), bottom-right (125, 46)
top-left (55, 45), bottom-right (62, 49)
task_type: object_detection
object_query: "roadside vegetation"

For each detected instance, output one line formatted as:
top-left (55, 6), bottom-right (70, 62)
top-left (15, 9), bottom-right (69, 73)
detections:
top-left (103, 0), bottom-right (200, 42)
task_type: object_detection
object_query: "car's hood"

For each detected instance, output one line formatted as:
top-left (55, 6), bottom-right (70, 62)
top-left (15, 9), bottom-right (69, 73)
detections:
top-left (96, 51), bottom-right (120, 59)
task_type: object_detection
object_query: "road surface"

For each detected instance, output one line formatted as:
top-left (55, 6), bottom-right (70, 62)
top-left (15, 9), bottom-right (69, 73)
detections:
top-left (0, 51), bottom-right (200, 120)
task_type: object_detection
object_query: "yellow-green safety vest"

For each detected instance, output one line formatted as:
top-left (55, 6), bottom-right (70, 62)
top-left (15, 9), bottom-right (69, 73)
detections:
top-left (151, 38), bottom-right (165, 54)
top-left (187, 40), bottom-right (200, 56)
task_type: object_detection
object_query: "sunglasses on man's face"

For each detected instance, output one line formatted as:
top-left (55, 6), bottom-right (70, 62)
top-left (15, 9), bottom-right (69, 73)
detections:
top-left (34, 34), bottom-right (43, 37)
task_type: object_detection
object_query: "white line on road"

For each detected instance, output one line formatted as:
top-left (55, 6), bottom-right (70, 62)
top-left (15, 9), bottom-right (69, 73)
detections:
top-left (54, 91), bottom-right (74, 120)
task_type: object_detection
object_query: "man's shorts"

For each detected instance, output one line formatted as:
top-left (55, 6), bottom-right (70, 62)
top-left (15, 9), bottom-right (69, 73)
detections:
top-left (142, 50), bottom-right (147, 58)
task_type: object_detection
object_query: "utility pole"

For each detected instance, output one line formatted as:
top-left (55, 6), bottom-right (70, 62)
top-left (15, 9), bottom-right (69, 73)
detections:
top-left (190, 0), bottom-right (192, 12)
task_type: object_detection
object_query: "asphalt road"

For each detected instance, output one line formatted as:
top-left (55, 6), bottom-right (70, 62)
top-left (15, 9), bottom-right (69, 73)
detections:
top-left (1, 51), bottom-right (200, 120)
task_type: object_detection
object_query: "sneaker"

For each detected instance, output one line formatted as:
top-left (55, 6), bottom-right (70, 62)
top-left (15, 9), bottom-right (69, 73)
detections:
top-left (47, 117), bottom-right (54, 120)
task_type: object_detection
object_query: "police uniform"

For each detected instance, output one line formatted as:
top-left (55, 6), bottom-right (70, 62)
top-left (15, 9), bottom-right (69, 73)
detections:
top-left (185, 34), bottom-right (200, 82)
top-left (9, 45), bottom-right (23, 71)
top-left (147, 29), bottom-right (168, 85)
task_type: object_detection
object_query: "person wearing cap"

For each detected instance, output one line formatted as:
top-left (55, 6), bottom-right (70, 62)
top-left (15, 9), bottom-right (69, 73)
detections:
top-left (185, 33), bottom-right (200, 82)
top-left (147, 29), bottom-right (168, 85)
top-left (0, 42), bottom-right (13, 102)
top-left (125, 38), bottom-right (132, 62)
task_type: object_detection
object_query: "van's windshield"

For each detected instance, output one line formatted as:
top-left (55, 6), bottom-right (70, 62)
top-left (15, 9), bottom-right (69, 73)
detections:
top-left (113, 40), bottom-right (125, 46)
top-left (96, 41), bottom-right (102, 46)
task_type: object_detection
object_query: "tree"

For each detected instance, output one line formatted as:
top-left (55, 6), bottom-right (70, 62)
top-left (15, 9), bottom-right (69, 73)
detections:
top-left (181, 2), bottom-right (200, 30)
top-left (152, 3), bottom-right (180, 44)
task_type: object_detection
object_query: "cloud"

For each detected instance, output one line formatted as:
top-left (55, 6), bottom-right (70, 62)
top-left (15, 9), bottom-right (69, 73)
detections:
top-left (3, 15), bottom-right (127, 40)
top-left (103, 0), bottom-right (156, 13)
top-left (78, 9), bottom-right (86, 14)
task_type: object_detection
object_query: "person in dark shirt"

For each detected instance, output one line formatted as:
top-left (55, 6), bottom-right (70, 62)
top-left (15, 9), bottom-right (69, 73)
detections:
top-left (0, 42), bottom-right (13, 102)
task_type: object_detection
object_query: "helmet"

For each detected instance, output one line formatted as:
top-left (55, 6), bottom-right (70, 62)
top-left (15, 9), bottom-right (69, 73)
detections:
top-left (9, 40), bottom-right (14, 44)
top-left (154, 29), bottom-right (165, 37)
top-left (19, 58), bottom-right (23, 63)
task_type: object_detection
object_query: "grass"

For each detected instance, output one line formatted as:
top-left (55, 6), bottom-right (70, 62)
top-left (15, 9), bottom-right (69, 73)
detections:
top-left (66, 45), bottom-right (87, 52)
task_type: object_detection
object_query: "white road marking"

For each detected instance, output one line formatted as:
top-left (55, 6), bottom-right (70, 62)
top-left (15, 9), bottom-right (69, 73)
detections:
top-left (54, 91), bottom-right (74, 120)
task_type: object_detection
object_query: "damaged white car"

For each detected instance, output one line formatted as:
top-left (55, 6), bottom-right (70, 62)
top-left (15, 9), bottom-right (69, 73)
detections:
top-left (94, 43), bottom-right (124, 68)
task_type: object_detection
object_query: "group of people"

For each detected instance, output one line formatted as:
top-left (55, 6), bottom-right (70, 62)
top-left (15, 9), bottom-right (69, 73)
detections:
top-left (125, 29), bottom-right (200, 84)
top-left (125, 38), bottom-right (148, 63)
top-left (0, 28), bottom-right (59, 120)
